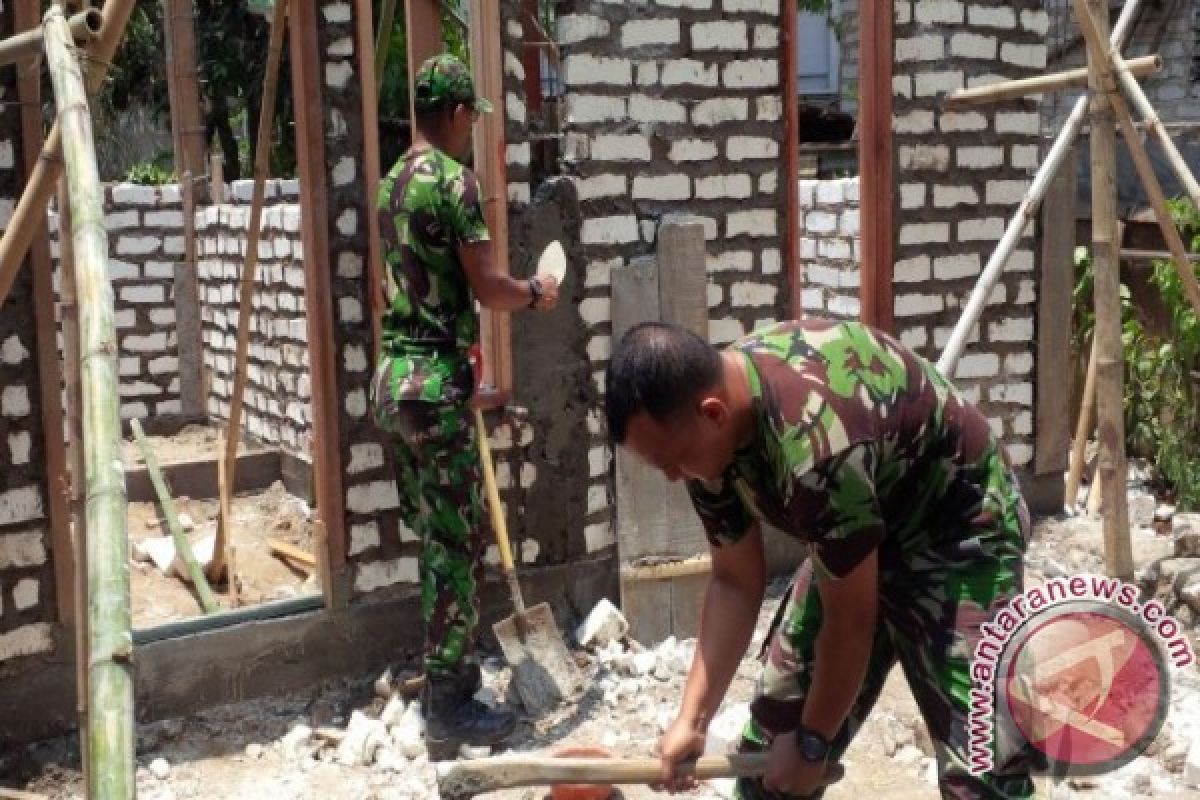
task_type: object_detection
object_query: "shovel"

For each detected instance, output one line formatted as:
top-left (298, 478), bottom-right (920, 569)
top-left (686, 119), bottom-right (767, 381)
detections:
top-left (474, 408), bottom-right (582, 715)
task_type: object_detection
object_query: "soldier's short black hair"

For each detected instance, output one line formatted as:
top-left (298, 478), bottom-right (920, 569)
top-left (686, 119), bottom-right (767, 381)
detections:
top-left (605, 322), bottom-right (721, 444)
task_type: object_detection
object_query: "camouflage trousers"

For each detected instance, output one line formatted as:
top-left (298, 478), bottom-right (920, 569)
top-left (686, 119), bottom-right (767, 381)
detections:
top-left (376, 399), bottom-right (486, 679)
top-left (736, 548), bottom-right (1036, 800)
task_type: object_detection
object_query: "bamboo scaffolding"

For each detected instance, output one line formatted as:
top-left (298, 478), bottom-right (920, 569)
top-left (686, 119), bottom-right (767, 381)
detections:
top-left (936, 0), bottom-right (1145, 374)
top-left (0, 8), bottom-right (101, 68)
top-left (0, 0), bottom-right (136, 309)
top-left (43, 7), bottom-right (135, 798)
top-left (131, 419), bottom-right (219, 612)
top-left (1064, 339), bottom-right (1098, 509)
top-left (943, 55), bottom-right (1159, 109)
top-left (217, 433), bottom-right (239, 606)
top-left (212, 0), bottom-right (289, 582)
top-left (1077, 0), bottom-right (1134, 580)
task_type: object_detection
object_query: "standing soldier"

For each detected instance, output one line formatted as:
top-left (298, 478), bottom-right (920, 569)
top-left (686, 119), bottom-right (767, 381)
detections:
top-left (371, 53), bottom-right (559, 758)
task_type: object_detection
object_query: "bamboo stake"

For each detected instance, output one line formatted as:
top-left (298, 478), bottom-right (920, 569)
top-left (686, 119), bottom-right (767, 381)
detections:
top-left (1077, 0), bottom-right (1134, 581)
top-left (1065, 335), bottom-right (1098, 511)
top-left (57, 174), bottom-right (90, 784)
top-left (267, 537), bottom-right (317, 569)
top-left (0, 0), bottom-right (136, 309)
top-left (0, 7), bottom-right (102, 68)
top-left (43, 7), bottom-right (135, 798)
top-left (1087, 459), bottom-right (1104, 516)
top-left (212, 0), bottom-right (289, 581)
top-left (217, 434), bottom-right (238, 606)
top-left (937, 0), bottom-right (1146, 373)
top-left (943, 55), bottom-right (1160, 109)
top-left (130, 419), bottom-right (219, 613)
top-left (374, 0), bottom-right (397, 86)
top-left (1070, 0), bottom-right (1200, 318)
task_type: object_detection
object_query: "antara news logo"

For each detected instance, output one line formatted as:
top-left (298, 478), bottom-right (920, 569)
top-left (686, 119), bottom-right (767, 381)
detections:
top-left (967, 574), bottom-right (1195, 777)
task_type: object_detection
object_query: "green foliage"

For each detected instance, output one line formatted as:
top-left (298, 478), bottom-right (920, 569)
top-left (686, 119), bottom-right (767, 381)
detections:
top-left (1074, 202), bottom-right (1200, 507)
top-left (375, 0), bottom-right (470, 120)
top-left (124, 154), bottom-right (176, 186)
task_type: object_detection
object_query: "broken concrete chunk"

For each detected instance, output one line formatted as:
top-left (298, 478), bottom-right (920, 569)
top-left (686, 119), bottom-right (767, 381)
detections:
top-left (630, 651), bottom-right (657, 676)
top-left (133, 535), bottom-right (177, 573)
top-left (280, 723), bottom-right (313, 761)
top-left (336, 711), bottom-right (388, 766)
top-left (391, 703), bottom-right (426, 760)
top-left (148, 757), bottom-right (170, 780)
top-left (1175, 522), bottom-right (1200, 558)
top-left (380, 694), bottom-right (407, 727)
top-left (576, 597), bottom-right (629, 649)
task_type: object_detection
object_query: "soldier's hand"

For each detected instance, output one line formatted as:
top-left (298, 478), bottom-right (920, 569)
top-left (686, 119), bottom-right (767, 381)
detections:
top-left (533, 274), bottom-right (559, 310)
top-left (654, 716), bottom-right (706, 793)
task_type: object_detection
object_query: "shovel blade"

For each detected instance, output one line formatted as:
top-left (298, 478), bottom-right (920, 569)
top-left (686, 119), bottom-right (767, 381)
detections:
top-left (492, 602), bottom-right (581, 715)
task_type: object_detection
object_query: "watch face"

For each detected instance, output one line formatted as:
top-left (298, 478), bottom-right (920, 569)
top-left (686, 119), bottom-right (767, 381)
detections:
top-left (797, 730), bottom-right (828, 762)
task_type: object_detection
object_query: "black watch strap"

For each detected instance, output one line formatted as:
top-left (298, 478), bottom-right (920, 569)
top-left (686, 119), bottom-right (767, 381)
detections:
top-left (793, 725), bottom-right (831, 763)
top-left (527, 277), bottom-right (543, 309)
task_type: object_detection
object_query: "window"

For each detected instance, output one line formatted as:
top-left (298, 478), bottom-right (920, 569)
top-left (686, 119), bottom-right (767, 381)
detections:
top-left (797, 5), bottom-right (840, 95)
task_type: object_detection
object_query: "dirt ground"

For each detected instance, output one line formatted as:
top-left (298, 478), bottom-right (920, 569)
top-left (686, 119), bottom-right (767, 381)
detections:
top-left (6, 495), bottom-right (1200, 799)
top-left (124, 425), bottom-right (317, 630)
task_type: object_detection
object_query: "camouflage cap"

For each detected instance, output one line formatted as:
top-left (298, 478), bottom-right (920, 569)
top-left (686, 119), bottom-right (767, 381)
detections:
top-left (413, 53), bottom-right (493, 114)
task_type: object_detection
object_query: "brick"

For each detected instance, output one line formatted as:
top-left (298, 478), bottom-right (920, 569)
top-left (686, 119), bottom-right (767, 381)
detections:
top-left (0, 530), bottom-right (45, 568)
top-left (934, 185), bottom-right (979, 208)
top-left (0, 486), bottom-right (42, 526)
top-left (899, 222), bottom-right (949, 245)
top-left (805, 210), bottom-right (838, 233)
top-left (957, 146), bottom-right (1004, 169)
top-left (1, 335), bottom-right (28, 365)
top-left (0, 141), bottom-right (12, 170)
top-left (898, 145), bottom-right (950, 171)
top-left (348, 521), bottom-right (380, 556)
top-left (8, 431), bottom-right (30, 465)
top-left (723, 0), bottom-right (778, 11)
top-left (989, 382), bottom-right (1033, 405)
top-left (728, 211), bottom-right (776, 238)
top-left (121, 285), bottom-right (166, 305)
top-left (578, 296), bottom-right (612, 327)
top-left (1006, 353), bottom-right (1034, 376)
top-left (576, 174), bottom-right (628, 201)
top-left (895, 35), bottom-right (944, 62)
top-left (707, 250), bottom-right (754, 272)
top-left (584, 521), bottom-right (616, 553)
top-left (727, 136), bottom-right (778, 161)
top-left (322, 3), bottom-right (351, 23)
top-left (106, 209), bottom-right (140, 229)
top-left (662, 59), bottom-right (719, 87)
top-left (939, 111), bottom-right (988, 132)
top-left (914, 0), bottom-right (964, 24)
top-left (124, 332), bottom-right (169, 352)
top-left (587, 335), bottom-right (612, 362)
top-left (0, 623), bottom-right (54, 662)
top-left (2, 386), bottom-right (30, 417)
top-left (656, 0), bottom-right (713, 7)
top-left (504, 51), bottom-right (525, 81)
top-left (900, 326), bottom-right (928, 350)
top-left (1020, 9), bottom-right (1049, 35)
top-left (637, 63), bottom-right (659, 86)
top-left (692, 97), bottom-right (749, 125)
top-left (996, 111), bottom-right (1041, 135)
top-left (894, 110), bottom-right (935, 134)
top-left (692, 20), bottom-right (749, 50)
top-left (759, 171), bottom-right (778, 194)
top-left (670, 139), bottom-right (718, 162)
top-left (896, 293), bottom-right (944, 316)
top-left (13, 578), bottom-right (38, 611)
top-left (893, 75), bottom-right (913, 99)
top-left (840, 210), bottom-right (860, 236)
top-left (1008, 249), bottom-right (1035, 271)
top-left (934, 253), bottom-right (981, 280)
top-left (563, 54), bottom-right (632, 86)
top-left (723, 59), bottom-right (777, 89)
top-left (900, 183), bottom-right (926, 210)
top-left (632, 174), bottom-right (691, 201)
top-left (762, 248), bottom-right (781, 274)
top-left (990, 318), bottom-right (1034, 342)
top-left (986, 179), bottom-right (1028, 205)
top-left (710, 316), bottom-right (746, 344)
top-left (1011, 144), bottom-right (1039, 169)
top-left (629, 94), bottom-right (687, 123)
top-left (950, 32), bottom-right (998, 59)
top-left (1000, 42), bottom-right (1046, 69)
top-left (355, 557), bottom-right (419, 592)
top-left (117, 235), bottom-right (160, 256)
top-left (895, 255), bottom-right (932, 282)
top-left (591, 134), bottom-right (651, 161)
top-left (958, 217), bottom-right (1004, 240)
top-left (622, 19), bottom-right (680, 48)
top-left (111, 183), bottom-right (157, 205)
top-left (967, 5), bottom-right (1015, 28)
top-left (731, 282), bottom-right (778, 307)
top-left (557, 13), bottom-right (610, 44)
top-left (753, 24), bottom-right (778, 49)
top-left (956, 353), bottom-right (999, 378)
top-left (565, 94), bottom-right (626, 124)
top-left (756, 95), bottom-right (783, 121)
top-left (818, 239), bottom-right (852, 260)
top-left (696, 174), bottom-right (754, 200)
top-left (347, 443), bottom-right (384, 475)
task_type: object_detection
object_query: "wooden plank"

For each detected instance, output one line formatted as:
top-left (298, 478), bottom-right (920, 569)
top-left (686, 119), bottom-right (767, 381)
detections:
top-left (782, 0), bottom-right (802, 318)
top-left (858, 0), bottom-right (895, 332)
top-left (290, 1), bottom-right (348, 588)
top-left (657, 218), bottom-right (709, 337)
top-left (14, 0), bottom-right (73, 627)
top-left (404, 0), bottom-right (442, 124)
top-left (1035, 143), bottom-right (1077, 476)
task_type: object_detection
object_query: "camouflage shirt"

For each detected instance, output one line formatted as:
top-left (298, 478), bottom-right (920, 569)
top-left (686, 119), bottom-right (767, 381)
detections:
top-left (376, 144), bottom-right (490, 403)
top-left (688, 319), bottom-right (1027, 580)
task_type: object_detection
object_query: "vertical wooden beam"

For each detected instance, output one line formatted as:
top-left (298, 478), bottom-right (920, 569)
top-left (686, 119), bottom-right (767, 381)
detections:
top-left (162, 0), bottom-right (206, 199)
top-left (1035, 143), bottom-right (1076, 478)
top-left (782, 0), bottom-right (802, 319)
top-left (470, 0), bottom-right (513, 392)
top-left (354, 0), bottom-right (385, 360)
top-left (1082, 0), bottom-right (1133, 580)
top-left (14, 0), bottom-right (73, 628)
top-left (858, 0), bottom-right (894, 332)
top-left (290, 1), bottom-right (348, 586)
top-left (405, 0), bottom-right (443, 124)
top-left (176, 168), bottom-right (205, 416)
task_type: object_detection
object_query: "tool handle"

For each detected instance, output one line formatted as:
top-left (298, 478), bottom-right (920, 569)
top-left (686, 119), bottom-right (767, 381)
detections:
top-left (473, 408), bottom-right (525, 613)
top-left (437, 753), bottom-right (771, 797)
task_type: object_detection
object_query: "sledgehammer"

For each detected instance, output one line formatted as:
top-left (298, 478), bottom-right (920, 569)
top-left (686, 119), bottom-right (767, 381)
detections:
top-left (435, 752), bottom-right (845, 798)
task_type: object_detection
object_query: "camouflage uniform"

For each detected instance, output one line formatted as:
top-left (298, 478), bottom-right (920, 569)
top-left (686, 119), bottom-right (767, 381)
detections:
top-left (688, 319), bottom-right (1035, 799)
top-left (370, 54), bottom-right (494, 679)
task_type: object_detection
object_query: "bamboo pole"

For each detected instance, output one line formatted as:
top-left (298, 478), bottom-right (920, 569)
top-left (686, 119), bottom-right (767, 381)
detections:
top-left (1071, 0), bottom-right (1200, 316)
top-left (43, 7), bottom-right (135, 798)
top-left (937, 0), bottom-right (1146, 373)
top-left (0, 8), bottom-right (101, 68)
top-left (217, 434), bottom-right (238, 606)
top-left (1064, 339), bottom-right (1098, 510)
top-left (1077, 0), bottom-right (1134, 581)
top-left (212, 0), bottom-right (289, 582)
top-left (374, 0), bottom-right (397, 86)
top-left (0, 0), bottom-right (136, 309)
top-left (943, 55), bottom-right (1160, 109)
top-left (131, 419), bottom-right (219, 613)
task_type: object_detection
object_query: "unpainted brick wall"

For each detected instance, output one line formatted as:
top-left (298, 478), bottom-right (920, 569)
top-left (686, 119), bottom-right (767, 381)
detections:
top-left (195, 180), bottom-right (311, 457)
top-left (798, 176), bottom-right (860, 319)
top-left (891, 0), bottom-right (1044, 468)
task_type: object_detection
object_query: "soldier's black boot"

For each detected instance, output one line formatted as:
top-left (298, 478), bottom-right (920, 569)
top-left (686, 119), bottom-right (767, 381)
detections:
top-left (423, 664), bottom-right (516, 759)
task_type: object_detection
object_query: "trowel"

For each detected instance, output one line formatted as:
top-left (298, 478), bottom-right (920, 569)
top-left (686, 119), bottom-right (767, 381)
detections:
top-left (536, 240), bottom-right (567, 286)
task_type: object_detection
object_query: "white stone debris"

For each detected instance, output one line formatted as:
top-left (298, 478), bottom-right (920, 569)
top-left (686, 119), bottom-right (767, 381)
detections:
top-left (336, 711), bottom-right (388, 767)
top-left (576, 597), bottom-right (629, 648)
top-left (280, 723), bottom-right (313, 761)
top-left (380, 694), bottom-right (406, 727)
top-left (1185, 742), bottom-right (1200, 789)
top-left (244, 743), bottom-right (264, 760)
top-left (391, 702), bottom-right (426, 760)
top-left (148, 757), bottom-right (171, 780)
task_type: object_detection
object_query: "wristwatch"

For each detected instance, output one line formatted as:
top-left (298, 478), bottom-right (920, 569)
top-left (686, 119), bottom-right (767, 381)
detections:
top-left (793, 725), bottom-right (831, 763)
top-left (527, 277), bottom-right (544, 309)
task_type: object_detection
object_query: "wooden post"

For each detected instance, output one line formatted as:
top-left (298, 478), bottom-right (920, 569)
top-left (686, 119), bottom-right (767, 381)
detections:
top-left (782, 0), bottom-right (802, 319)
top-left (1079, 0), bottom-right (1134, 580)
top-left (210, 150), bottom-right (225, 204)
top-left (162, 0), bottom-right (206, 201)
top-left (353, 0), bottom-right (385, 360)
top-left (177, 169), bottom-right (205, 416)
top-left (374, 0), bottom-right (397, 86)
top-left (404, 0), bottom-right (442, 124)
top-left (44, 7), bottom-right (135, 797)
top-left (217, 434), bottom-right (238, 607)
top-left (858, 0), bottom-right (894, 332)
top-left (212, 0), bottom-right (289, 582)
top-left (1064, 339), bottom-right (1098, 509)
